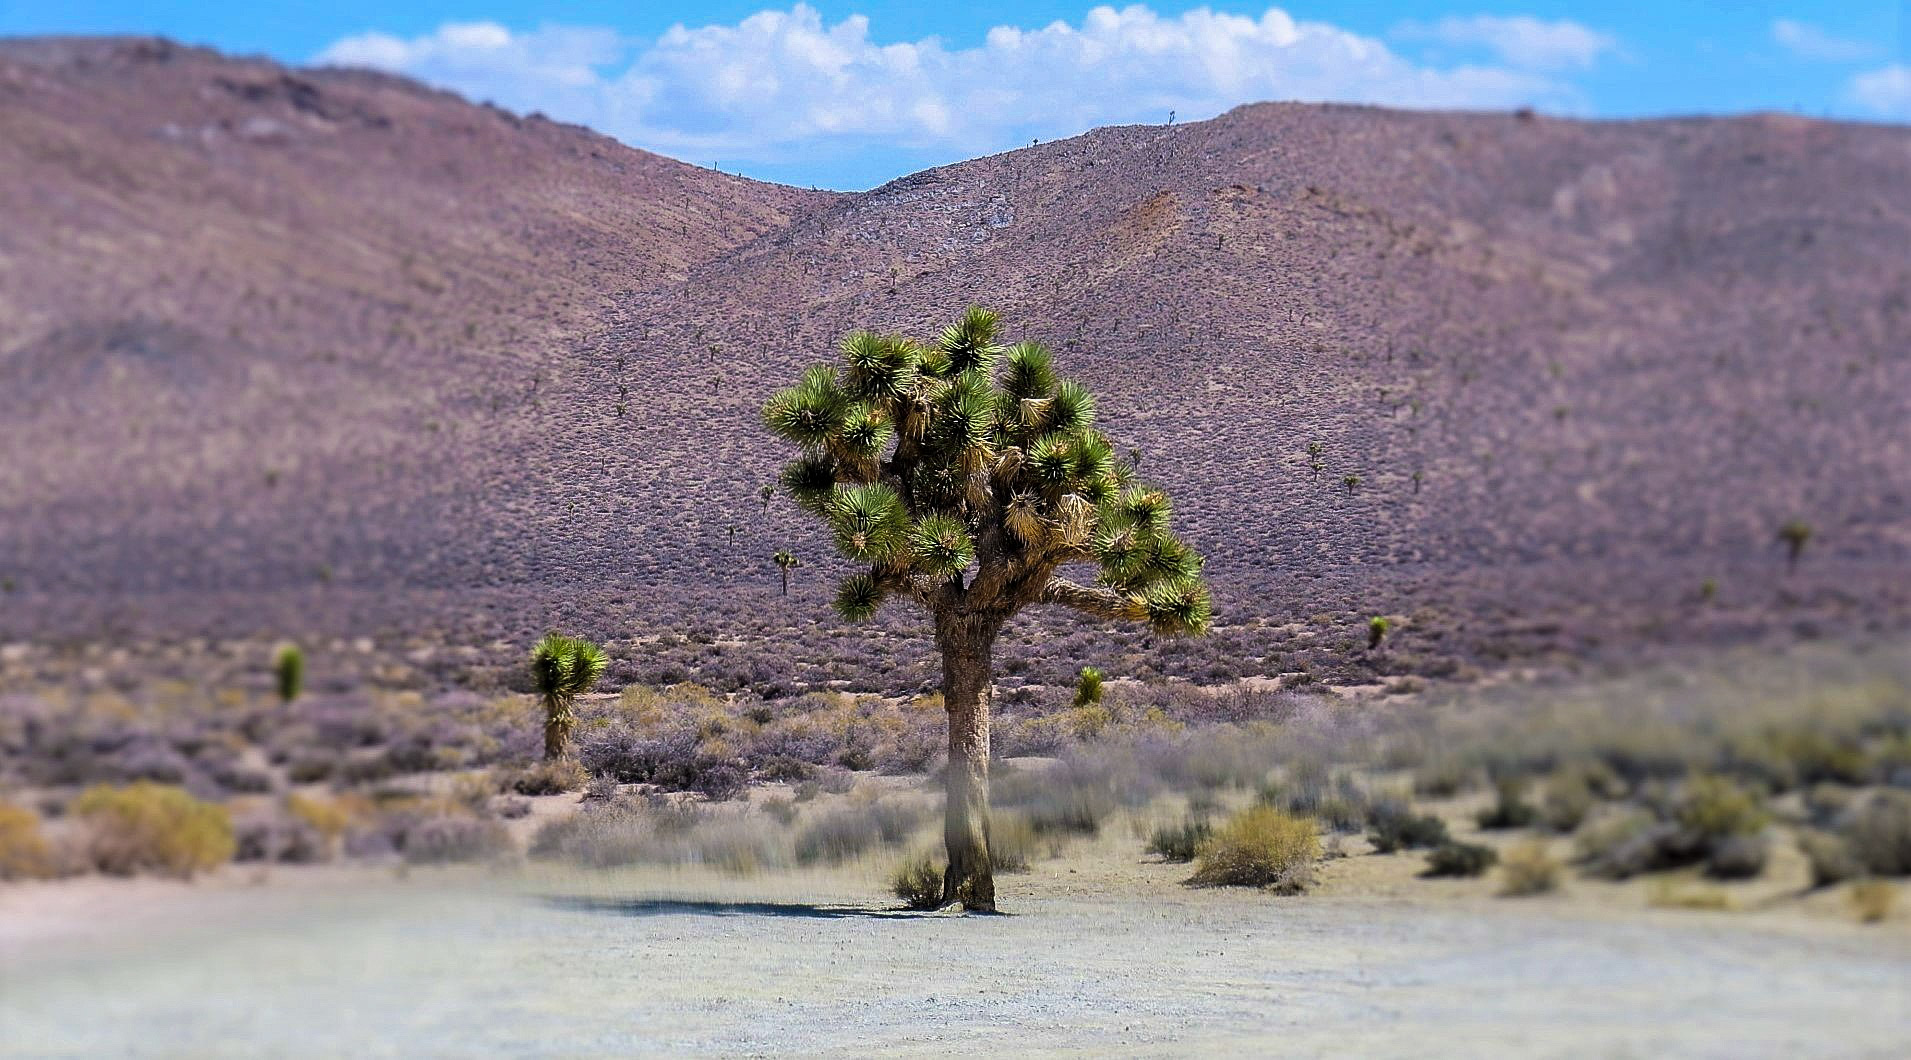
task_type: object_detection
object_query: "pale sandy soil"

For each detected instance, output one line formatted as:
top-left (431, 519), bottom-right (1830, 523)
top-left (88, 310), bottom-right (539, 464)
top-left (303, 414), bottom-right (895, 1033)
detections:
top-left (3, 810), bottom-right (1907, 1059)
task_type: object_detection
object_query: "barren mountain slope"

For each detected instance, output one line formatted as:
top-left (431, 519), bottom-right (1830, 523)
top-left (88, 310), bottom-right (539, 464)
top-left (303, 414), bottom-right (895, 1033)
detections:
top-left (557, 104), bottom-right (1911, 640)
top-left (0, 37), bottom-right (830, 606)
top-left (2, 39), bottom-right (1907, 680)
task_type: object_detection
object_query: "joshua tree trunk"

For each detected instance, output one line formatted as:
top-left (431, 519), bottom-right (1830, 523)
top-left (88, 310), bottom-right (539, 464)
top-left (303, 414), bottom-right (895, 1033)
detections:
top-left (780, 569), bottom-right (790, 595)
top-left (937, 612), bottom-right (1000, 911)
top-left (542, 695), bottom-right (573, 760)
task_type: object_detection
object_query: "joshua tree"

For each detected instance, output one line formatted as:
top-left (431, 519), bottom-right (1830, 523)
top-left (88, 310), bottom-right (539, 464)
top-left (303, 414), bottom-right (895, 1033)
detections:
top-left (727, 522), bottom-right (739, 548)
top-left (762, 307), bottom-right (1210, 910)
top-left (273, 643), bottom-right (303, 704)
top-left (1343, 474), bottom-right (1363, 494)
top-left (759, 484), bottom-right (776, 513)
top-left (1777, 520), bottom-right (1812, 573)
top-left (1073, 666), bottom-right (1105, 708)
top-left (772, 550), bottom-right (801, 595)
top-left (529, 633), bottom-right (608, 760)
top-left (1367, 616), bottom-right (1390, 651)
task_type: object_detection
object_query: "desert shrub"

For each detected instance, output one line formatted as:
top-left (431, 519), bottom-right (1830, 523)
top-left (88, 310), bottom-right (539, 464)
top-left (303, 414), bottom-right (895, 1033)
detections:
top-left (1476, 778), bottom-right (1539, 830)
top-left (1366, 799), bottom-right (1451, 853)
top-left (793, 800), bottom-right (926, 865)
top-left (401, 814), bottom-right (514, 865)
top-left (891, 852), bottom-right (944, 910)
top-left (759, 796), bottom-right (799, 825)
top-left (508, 757), bottom-right (590, 796)
top-left (1147, 816), bottom-right (1212, 862)
top-left (793, 780), bottom-right (822, 802)
top-left (74, 782), bottom-right (235, 878)
top-left (497, 797), bottom-right (533, 820)
top-left (286, 753), bottom-right (337, 784)
top-left (0, 800), bottom-right (54, 880)
top-left (1798, 830), bottom-right (1862, 887)
top-left (817, 768), bottom-right (857, 795)
top-left (875, 726), bottom-right (943, 775)
top-left (1648, 881), bottom-right (1733, 911)
top-left (1413, 756), bottom-right (1475, 798)
top-left (1843, 790), bottom-right (1911, 876)
top-left (1540, 771), bottom-right (1595, 832)
top-left (1576, 811), bottom-right (1684, 879)
top-left (1850, 880), bottom-right (1897, 924)
top-left (233, 809), bottom-right (326, 864)
top-left (1423, 841), bottom-right (1498, 878)
top-left (1705, 834), bottom-right (1770, 880)
top-left (1580, 776), bottom-right (1771, 881)
top-left (989, 812), bottom-right (1037, 873)
top-left (994, 761), bottom-right (1119, 837)
top-left (1803, 783), bottom-right (1856, 827)
top-left (583, 775), bottom-right (622, 802)
top-left (1498, 841), bottom-right (1562, 896)
top-left (1674, 775), bottom-right (1767, 842)
top-left (1189, 806), bottom-right (1319, 889)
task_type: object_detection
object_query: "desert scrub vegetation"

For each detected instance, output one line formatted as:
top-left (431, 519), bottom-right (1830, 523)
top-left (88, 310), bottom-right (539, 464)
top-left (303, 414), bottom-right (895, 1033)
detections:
top-left (1423, 841), bottom-right (1498, 878)
top-left (891, 852), bottom-right (945, 910)
top-left (1189, 806), bottom-right (1319, 892)
top-left (73, 782), bottom-right (235, 878)
top-left (1146, 815), bottom-right (1212, 862)
top-left (0, 799), bottom-right (55, 879)
top-left (1498, 840), bottom-right (1563, 896)
top-left (761, 307), bottom-right (1212, 910)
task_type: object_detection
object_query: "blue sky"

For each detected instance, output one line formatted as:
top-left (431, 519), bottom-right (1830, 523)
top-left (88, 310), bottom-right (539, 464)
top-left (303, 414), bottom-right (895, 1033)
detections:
top-left (4, 2), bottom-right (1906, 188)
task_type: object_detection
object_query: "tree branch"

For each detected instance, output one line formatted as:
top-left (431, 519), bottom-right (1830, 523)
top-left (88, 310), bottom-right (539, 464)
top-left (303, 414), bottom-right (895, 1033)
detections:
top-left (1041, 578), bottom-right (1142, 622)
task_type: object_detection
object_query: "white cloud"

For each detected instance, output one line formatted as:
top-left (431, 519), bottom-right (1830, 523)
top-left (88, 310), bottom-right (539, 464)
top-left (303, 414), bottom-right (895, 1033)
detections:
top-left (1848, 64), bottom-right (1911, 119)
top-left (1393, 15), bottom-right (1616, 71)
top-left (316, 5), bottom-right (1598, 179)
top-left (1771, 19), bottom-right (1876, 63)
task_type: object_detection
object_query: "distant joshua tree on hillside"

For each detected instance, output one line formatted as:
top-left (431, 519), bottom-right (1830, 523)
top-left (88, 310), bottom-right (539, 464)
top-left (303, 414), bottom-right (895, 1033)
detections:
top-left (772, 550), bottom-right (801, 595)
top-left (1777, 520), bottom-right (1813, 573)
top-left (762, 307), bottom-right (1210, 910)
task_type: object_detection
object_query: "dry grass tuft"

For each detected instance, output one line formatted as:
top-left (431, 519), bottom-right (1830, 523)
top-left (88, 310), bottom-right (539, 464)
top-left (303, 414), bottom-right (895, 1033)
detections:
top-left (1190, 806), bottom-right (1319, 890)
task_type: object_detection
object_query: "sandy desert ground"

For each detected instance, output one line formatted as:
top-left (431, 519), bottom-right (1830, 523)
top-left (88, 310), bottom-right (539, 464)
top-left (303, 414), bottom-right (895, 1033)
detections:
top-left (4, 817), bottom-right (1906, 1059)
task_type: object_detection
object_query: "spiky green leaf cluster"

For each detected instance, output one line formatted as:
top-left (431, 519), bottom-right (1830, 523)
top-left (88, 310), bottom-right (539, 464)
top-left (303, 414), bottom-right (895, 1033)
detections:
top-left (529, 632), bottom-right (609, 701)
top-left (763, 307), bottom-right (1210, 634)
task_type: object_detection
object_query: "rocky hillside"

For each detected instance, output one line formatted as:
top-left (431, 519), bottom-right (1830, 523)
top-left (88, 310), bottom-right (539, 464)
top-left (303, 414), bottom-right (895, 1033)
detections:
top-left (3, 38), bottom-right (1907, 681)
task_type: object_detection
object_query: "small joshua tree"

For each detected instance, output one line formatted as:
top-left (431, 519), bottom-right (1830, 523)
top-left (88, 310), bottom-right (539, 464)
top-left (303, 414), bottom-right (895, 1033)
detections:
top-left (273, 643), bottom-right (303, 704)
top-left (760, 484), bottom-right (776, 513)
top-left (529, 633), bottom-right (608, 761)
top-left (1777, 519), bottom-right (1812, 573)
top-left (763, 307), bottom-right (1210, 910)
top-left (1074, 665), bottom-right (1105, 707)
top-left (772, 550), bottom-right (801, 595)
top-left (1367, 616), bottom-right (1390, 651)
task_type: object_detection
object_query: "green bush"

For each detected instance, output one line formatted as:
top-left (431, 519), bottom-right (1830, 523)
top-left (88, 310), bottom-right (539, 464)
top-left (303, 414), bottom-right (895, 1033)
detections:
top-left (74, 782), bottom-right (235, 878)
top-left (1146, 816), bottom-right (1211, 862)
top-left (1423, 841), bottom-right (1498, 878)
top-left (891, 852), bottom-right (944, 910)
top-left (1189, 806), bottom-right (1319, 889)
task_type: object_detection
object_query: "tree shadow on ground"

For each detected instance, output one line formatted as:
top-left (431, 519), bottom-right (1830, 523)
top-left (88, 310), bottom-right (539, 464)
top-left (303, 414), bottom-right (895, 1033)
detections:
top-left (539, 895), bottom-right (943, 920)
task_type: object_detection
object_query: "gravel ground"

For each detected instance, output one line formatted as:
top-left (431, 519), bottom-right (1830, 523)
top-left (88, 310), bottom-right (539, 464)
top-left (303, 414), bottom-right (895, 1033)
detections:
top-left (2, 864), bottom-right (1906, 1058)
